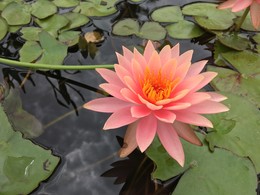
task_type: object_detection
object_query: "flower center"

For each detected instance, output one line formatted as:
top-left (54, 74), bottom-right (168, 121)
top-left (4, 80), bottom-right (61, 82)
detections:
top-left (141, 68), bottom-right (178, 103)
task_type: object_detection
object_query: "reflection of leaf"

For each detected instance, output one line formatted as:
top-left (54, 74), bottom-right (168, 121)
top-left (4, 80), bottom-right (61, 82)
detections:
top-left (3, 88), bottom-right (43, 138)
top-left (0, 103), bottom-right (60, 194)
top-left (206, 93), bottom-right (260, 172)
top-left (146, 134), bottom-right (257, 195)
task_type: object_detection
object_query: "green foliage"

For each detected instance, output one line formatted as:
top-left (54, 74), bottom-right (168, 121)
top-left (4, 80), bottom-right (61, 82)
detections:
top-left (151, 6), bottom-right (183, 23)
top-left (0, 17), bottom-right (7, 41)
top-left (218, 33), bottom-right (251, 51)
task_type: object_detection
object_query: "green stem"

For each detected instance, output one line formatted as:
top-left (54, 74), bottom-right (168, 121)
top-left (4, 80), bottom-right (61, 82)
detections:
top-left (235, 7), bottom-right (250, 31)
top-left (0, 57), bottom-right (114, 70)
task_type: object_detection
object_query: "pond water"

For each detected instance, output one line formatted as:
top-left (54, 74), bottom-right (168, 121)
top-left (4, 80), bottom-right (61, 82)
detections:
top-left (0, 0), bottom-right (259, 194)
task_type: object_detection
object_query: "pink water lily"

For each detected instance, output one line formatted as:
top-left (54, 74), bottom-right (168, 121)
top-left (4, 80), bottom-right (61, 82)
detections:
top-left (218, 0), bottom-right (260, 29)
top-left (84, 41), bottom-right (229, 166)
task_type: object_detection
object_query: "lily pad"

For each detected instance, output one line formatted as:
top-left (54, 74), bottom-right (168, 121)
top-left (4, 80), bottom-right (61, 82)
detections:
top-left (19, 41), bottom-right (43, 63)
top-left (53, 0), bottom-right (79, 8)
top-left (138, 22), bottom-right (166, 41)
top-left (218, 33), bottom-right (250, 51)
top-left (0, 17), bottom-right (8, 41)
top-left (206, 93), bottom-right (260, 172)
top-left (166, 20), bottom-right (204, 39)
top-left (1, 2), bottom-right (31, 25)
top-left (8, 25), bottom-right (21, 33)
top-left (151, 6), bottom-right (183, 23)
top-left (20, 27), bottom-right (42, 41)
top-left (146, 134), bottom-right (257, 195)
top-left (61, 12), bottom-right (90, 32)
top-left (58, 31), bottom-right (80, 47)
top-left (112, 18), bottom-right (139, 36)
top-left (182, 3), bottom-right (236, 30)
top-left (31, 0), bottom-right (57, 19)
top-left (0, 102), bottom-right (60, 194)
top-left (253, 33), bottom-right (260, 43)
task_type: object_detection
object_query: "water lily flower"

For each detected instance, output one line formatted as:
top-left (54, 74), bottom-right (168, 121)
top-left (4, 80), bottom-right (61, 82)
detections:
top-left (84, 41), bottom-right (229, 166)
top-left (218, 0), bottom-right (260, 29)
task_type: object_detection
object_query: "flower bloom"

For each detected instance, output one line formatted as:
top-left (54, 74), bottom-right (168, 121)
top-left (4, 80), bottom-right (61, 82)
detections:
top-left (84, 41), bottom-right (229, 166)
top-left (218, 0), bottom-right (260, 29)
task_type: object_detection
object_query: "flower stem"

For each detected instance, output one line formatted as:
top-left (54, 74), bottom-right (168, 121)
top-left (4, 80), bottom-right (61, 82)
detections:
top-left (235, 7), bottom-right (250, 31)
top-left (0, 57), bottom-right (114, 70)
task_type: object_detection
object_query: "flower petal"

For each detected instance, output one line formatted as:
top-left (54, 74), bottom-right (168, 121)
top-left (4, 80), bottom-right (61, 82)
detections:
top-left (171, 43), bottom-right (180, 59)
top-left (232, 0), bottom-right (253, 12)
top-left (191, 72), bottom-right (218, 92)
top-left (173, 75), bottom-right (204, 93)
top-left (218, 0), bottom-right (237, 9)
top-left (118, 122), bottom-right (138, 158)
top-left (138, 94), bottom-right (163, 110)
top-left (132, 59), bottom-right (144, 82)
top-left (144, 40), bottom-right (155, 61)
top-left (250, 2), bottom-right (260, 29)
top-left (134, 48), bottom-right (147, 69)
top-left (159, 45), bottom-right (172, 65)
top-left (84, 97), bottom-right (131, 113)
top-left (165, 102), bottom-right (191, 110)
top-left (131, 105), bottom-right (151, 118)
top-left (148, 51), bottom-right (162, 73)
top-left (177, 50), bottom-right (193, 68)
top-left (173, 121), bottom-right (202, 146)
top-left (136, 115), bottom-right (157, 152)
top-left (114, 64), bottom-right (131, 84)
top-left (96, 68), bottom-right (123, 86)
top-left (207, 92), bottom-right (228, 102)
top-left (186, 100), bottom-right (229, 114)
top-left (124, 76), bottom-right (142, 94)
top-left (177, 92), bottom-right (211, 105)
top-left (161, 59), bottom-right (177, 81)
top-left (122, 46), bottom-right (134, 61)
top-left (100, 83), bottom-right (125, 100)
top-left (104, 107), bottom-right (137, 129)
top-left (116, 52), bottom-right (132, 72)
top-left (157, 122), bottom-right (185, 166)
top-left (175, 111), bottom-right (213, 128)
top-left (154, 110), bottom-right (176, 123)
top-left (121, 88), bottom-right (141, 104)
top-left (186, 60), bottom-right (207, 77)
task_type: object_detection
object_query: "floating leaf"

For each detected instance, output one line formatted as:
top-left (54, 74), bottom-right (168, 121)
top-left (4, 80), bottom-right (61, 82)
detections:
top-left (112, 18), bottom-right (139, 36)
top-left (138, 22), bottom-right (166, 41)
top-left (0, 17), bottom-right (8, 41)
top-left (0, 103), bottom-right (60, 194)
top-left (61, 12), bottom-right (90, 32)
top-left (206, 93), bottom-right (260, 172)
top-left (218, 33), bottom-right (250, 51)
top-left (58, 31), bottom-right (80, 46)
top-left (31, 0), bottom-right (57, 19)
top-left (166, 20), bottom-right (204, 39)
top-left (8, 25), bottom-right (21, 33)
top-left (146, 134), bottom-right (257, 195)
top-left (19, 41), bottom-right (43, 63)
top-left (20, 27), bottom-right (42, 41)
top-left (151, 6), bottom-right (183, 23)
top-left (53, 0), bottom-right (79, 8)
top-left (182, 3), bottom-right (236, 30)
top-left (253, 33), bottom-right (260, 43)
top-left (208, 52), bottom-right (260, 107)
top-left (1, 2), bottom-right (31, 25)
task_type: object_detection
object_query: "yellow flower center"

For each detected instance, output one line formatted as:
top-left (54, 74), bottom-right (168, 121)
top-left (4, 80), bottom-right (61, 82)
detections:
top-left (141, 68), bottom-right (178, 103)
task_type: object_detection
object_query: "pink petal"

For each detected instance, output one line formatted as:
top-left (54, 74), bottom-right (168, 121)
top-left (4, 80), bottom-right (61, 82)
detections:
top-left (177, 50), bottom-right (193, 67)
top-left (250, 2), bottom-right (260, 29)
top-left (157, 121), bottom-right (185, 166)
top-left (96, 68), bottom-right (123, 86)
top-left (104, 107), bottom-right (137, 129)
top-left (186, 100), bottom-right (229, 114)
top-left (84, 97), bottom-right (131, 113)
top-left (121, 88), bottom-right (141, 104)
top-left (148, 51), bottom-right (162, 73)
top-left (173, 75), bottom-right (204, 93)
top-left (116, 53), bottom-right (132, 72)
top-left (186, 60), bottom-right (207, 77)
top-left (207, 92), bottom-right (227, 102)
top-left (136, 115), bottom-right (157, 152)
top-left (133, 48), bottom-right (147, 69)
top-left (132, 59), bottom-right (144, 82)
top-left (165, 103), bottom-right (191, 110)
top-left (177, 92), bottom-right (211, 105)
top-left (122, 46), bottom-right (134, 61)
top-left (218, 0), bottom-right (237, 9)
top-left (159, 45), bottom-right (171, 65)
top-left (170, 89), bottom-right (190, 101)
top-left (232, 0), bottom-right (253, 12)
top-left (171, 43), bottom-right (180, 59)
top-left (161, 59), bottom-right (177, 81)
top-left (174, 61), bottom-right (192, 82)
top-left (138, 94), bottom-right (163, 110)
top-left (175, 111), bottom-right (213, 128)
top-left (191, 72), bottom-right (218, 92)
top-left (124, 76), bottom-right (142, 94)
top-left (144, 41), bottom-right (156, 62)
top-left (114, 64), bottom-right (131, 84)
top-left (118, 122), bottom-right (138, 158)
top-left (99, 83), bottom-right (125, 100)
top-left (173, 121), bottom-right (202, 146)
top-left (154, 110), bottom-right (176, 123)
top-left (131, 105), bottom-right (151, 118)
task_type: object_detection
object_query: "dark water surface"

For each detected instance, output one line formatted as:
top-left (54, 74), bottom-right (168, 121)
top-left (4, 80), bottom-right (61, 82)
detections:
top-left (0, 0), bottom-right (220, 194)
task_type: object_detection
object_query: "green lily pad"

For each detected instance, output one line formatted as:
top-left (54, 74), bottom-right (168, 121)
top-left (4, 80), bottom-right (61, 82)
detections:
top-left (20, 27), bottom-right (42, 41)
top-left (182, 3), bottom-right (236, 30)
top-left (53, 0), bottom-right (79, 8)
top-left (138, 22), bottom-right (166, 41)
top-left (0, 17), bottom-right (8, 41)
top-left (58, 31), bottom-right (80, 47)
top-left (151, 6), bottom-right (183, 23)
top-left (213, 41), bottom-right (234, 66)
top-left (19, 41), bottom-right (43, 63)
top-left (166, 20), bottom-right (204, 39)
top-left (112, 18), bottom-right (139, 36)
top-left (146, 134), bottom-right (257, 195)
top-left (0, 103), bottom-right (60, 194)
top-left (253, 33), bottom-right (260, 43)
top-left (35, 14), bottom-right (69, 37)
top-left (61, 12), bottom-right (90, 32)
top-left (1, 2), bottom-right (31, 25)
top-left (31, 0), bottom-right (57, 19)
top-left (8, 25), bottom-right (21, 33)
top-left (73, 0), bottom-right (118, 17)
top-left (37, 31), bottom-right (68, 65)
top-left (208, 53), bottom-right (260, 107)
top-left (206, 93), bottom-right (260, 172)
top-left (218, 33), bottom-right (250, 51)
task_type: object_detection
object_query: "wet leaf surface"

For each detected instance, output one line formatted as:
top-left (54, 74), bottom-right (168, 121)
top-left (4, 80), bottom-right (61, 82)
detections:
top-left (151, 6), bottom-right (183, 23)
top-left (31, 0), bottom-right (57, 19)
